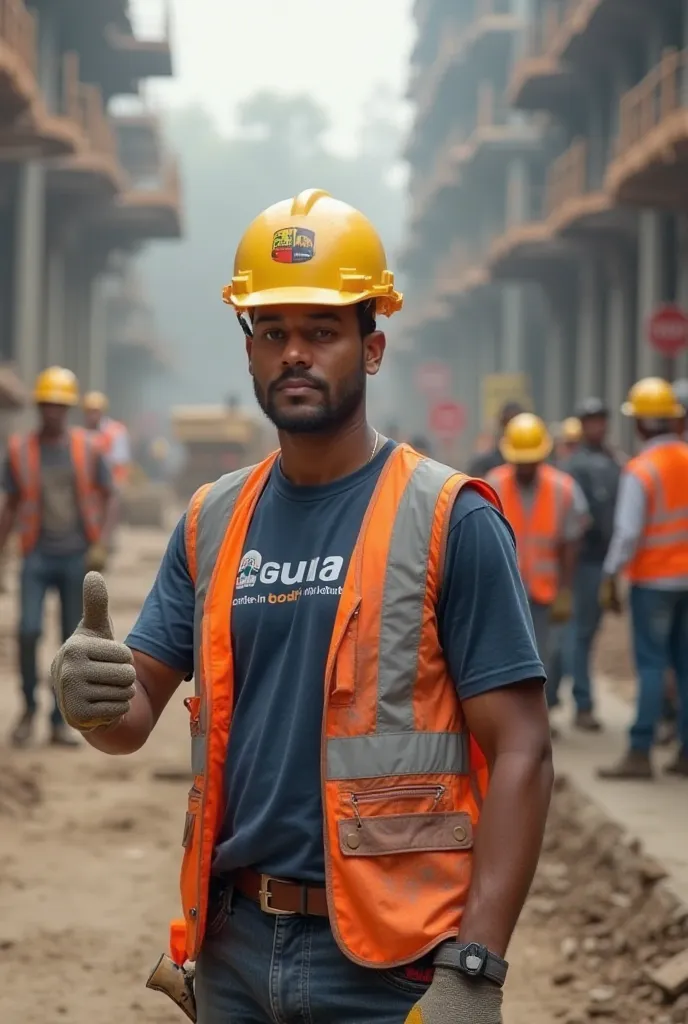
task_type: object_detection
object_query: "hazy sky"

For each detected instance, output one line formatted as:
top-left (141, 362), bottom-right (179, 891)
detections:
top-left (130, 0), bottom-right (415, 154)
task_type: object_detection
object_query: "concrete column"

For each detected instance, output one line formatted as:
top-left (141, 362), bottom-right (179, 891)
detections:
top-left (505, 157), bottom-right (529, 228)
top-left (501, 286), bottom-right (526, 373)
top-left (636, 211), bottom-right (666, 378)
top-left (45, 247), bottom-right (66, 365)
top-left (13, 162), bottom-right (46, 398)
top-left (576, 256), bottom-right (605, 402)
top-left (605, 253), bottom-right (636, 449)
top-left (36, 6), bottom-right (61, 111)
top-left (89, 276), bottom-right (108, 391)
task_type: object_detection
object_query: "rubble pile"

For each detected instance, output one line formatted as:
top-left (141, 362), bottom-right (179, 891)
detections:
top-left (525, 777), bottom-right (688, 1023)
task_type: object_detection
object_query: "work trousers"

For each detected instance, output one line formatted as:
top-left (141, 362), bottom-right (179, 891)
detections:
top-left (629, 586), bottom-right (688, 753)
top-left (195, 887), bottom-right (432, 1024)
top-left (547, 562), bottom-right (603, 712)
top-left (18, 549), bottom-right (86, 725)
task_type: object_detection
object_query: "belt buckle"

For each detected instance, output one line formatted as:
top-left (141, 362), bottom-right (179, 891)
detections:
top-left (258, 875), bottom-right (296, 916)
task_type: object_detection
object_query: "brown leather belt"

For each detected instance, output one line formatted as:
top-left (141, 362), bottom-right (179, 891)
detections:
top-left (234, 867), bottom-right (329, 917)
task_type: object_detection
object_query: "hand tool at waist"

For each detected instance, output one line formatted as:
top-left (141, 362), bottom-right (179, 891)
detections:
top-left (234, 867), bottom-right (329, 917)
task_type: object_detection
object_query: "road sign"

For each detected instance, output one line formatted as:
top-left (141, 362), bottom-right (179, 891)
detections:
top-left (648, 304), bottom-right (688, 357)
top-left (415, 361), bottom-right (451, 397)
top-left (481, 373), bottom-right (531, 428)
top-left (429, 400), bottom-right (466, 440)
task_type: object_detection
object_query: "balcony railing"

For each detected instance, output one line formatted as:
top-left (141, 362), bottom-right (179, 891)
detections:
top-left (0, 0), bottom-right (37, 75)
top-left (616, 48), bottom-right (687, 160)
top-left (546, 138), bottom-right (587, 215)
top-left (474, 0), bottom-right (513, 18)
top-left (521, 0), bottom-right (579, 59)
top-left (62, 52), bottom-right (118, 160)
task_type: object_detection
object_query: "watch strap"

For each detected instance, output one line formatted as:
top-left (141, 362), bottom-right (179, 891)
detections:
top-left (433, 942), bottom-right (509, 987)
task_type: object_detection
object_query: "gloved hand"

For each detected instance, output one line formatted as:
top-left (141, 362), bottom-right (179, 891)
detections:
top-left (86, 542), bottom-right (109, 572)
top-left (550, 586), bottom-right (573, 624)
top-left (599, 575), bottom-right (623, 615)
top-left (51, 571), bottom-right (136, 732)
top-left (405, 968), bottom-right (503, 1024)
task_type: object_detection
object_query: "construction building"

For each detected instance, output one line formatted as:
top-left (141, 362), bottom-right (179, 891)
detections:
top-left (399, 0), bottom-right (688, 450)
top-left (0, 0), bottom-right (182, 438)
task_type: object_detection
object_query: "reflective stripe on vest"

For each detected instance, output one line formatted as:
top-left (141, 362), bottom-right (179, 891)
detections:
top-left (8, 428), bottom-right (103, 554)
top-left (179, 446), bottom-right (502, 966)
top-left (626, 442), bottom-right (688, 582)
top-left (489, 463), bottom-right (573, 605)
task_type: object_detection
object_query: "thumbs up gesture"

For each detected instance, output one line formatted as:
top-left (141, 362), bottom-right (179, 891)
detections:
top-left (51, 572), bottom-right (137, 732)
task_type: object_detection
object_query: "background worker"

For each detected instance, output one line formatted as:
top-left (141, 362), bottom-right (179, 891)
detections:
top-left (487, 414), bottom-right (588, 736)
top-left (599, 378), bottom-right (688, 780)
top-left (0, 367), bottom-right (116, 748)
top-left (83, 390), bottom-right (132, 487)
top-left (468, 400), bottom-right (524, 478)
top-left (557, 398), bottom-right (622, 732)
top-left (554, 417), bottom-right (582, 463)
top-left (51, 191), bottom-right (553, 1024)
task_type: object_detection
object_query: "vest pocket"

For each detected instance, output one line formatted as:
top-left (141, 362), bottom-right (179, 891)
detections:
top-left (338, 810), bottom-right (473, 856)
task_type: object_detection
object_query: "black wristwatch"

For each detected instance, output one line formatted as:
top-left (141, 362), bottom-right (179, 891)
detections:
top-left (433, 941), bottom-right (509, 987)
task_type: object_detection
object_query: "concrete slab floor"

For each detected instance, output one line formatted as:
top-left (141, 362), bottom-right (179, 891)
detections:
top-left (551, 679), bottom-right (688, 907)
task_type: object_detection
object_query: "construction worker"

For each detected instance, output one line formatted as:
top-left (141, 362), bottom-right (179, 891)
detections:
top-left (487, 414), bottom-right (588, 734)
top-left (51, 191), bottom-right (552, 1024)
top-left (557, 398), bottom-right (622, 732)
top-left (599, 378), bottom-right (688, 780)
top-left (554, 417), bottom-right (582, 463)
top-left (0, 367), bottom-right (116, 747)
top-left (467, 400), bottom-right (524, 478)
top-left (673, 378), bottom-right (688, 440)
top-left (83, 390), bottom-right (132, 487)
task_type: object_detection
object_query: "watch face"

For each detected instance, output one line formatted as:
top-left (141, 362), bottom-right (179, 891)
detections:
top-left (461, 944), bottom-right (487, 974)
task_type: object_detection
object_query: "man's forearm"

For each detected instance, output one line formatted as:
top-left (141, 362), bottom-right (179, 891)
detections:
top-left (100, 492), bottom-right (119, 546)
top-left (0, 501), bottom-right (18, 552)
top-left (558, 541), bottom-right (577, 589)
top-left (457, 746), bottom-right (554, 955)
top-left (84, 679), bottom-right (155, 755)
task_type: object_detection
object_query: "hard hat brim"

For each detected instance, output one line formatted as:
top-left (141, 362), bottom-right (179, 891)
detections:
top-left (499, 436), bottom-right (554, 464)
top-left (621, 401), bottom-right (685, 418)
top-left (225, 285), bottom-right (403, 316)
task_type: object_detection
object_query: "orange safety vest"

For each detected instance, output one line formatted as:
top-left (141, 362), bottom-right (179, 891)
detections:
top-left (7, 428), bottom-right (104, 554)
top-left (488, 463), bottom-right (574, 605)
top-left (177, 445), bottom-right (501, 968)
top-left (625, 440), bottom-right (688, 583)
top-left (97, 419), bottom-right (130, 486)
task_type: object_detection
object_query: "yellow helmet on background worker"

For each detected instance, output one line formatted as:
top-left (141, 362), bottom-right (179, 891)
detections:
top-left (560, 416), bottom-right (583, 444)
top-left (33, 367), bottom-right (79, 406)
top-left (82, 390), bottom-right (109, 413)
top-left (500, 412), bottom-right (553, 464)
top-left (621, 377), bottom-right (684, 419)
top-left (222, 188), bottom-right (403, 317)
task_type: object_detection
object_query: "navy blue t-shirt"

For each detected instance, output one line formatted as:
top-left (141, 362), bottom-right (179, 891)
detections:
top-left (127, 441), bottom-right (544, 883)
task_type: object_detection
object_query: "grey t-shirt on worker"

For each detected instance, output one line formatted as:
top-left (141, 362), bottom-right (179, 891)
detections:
top-left (3, 438), bottom-right (111, 555)
top-left (127, 441), bottom-right (544, 884)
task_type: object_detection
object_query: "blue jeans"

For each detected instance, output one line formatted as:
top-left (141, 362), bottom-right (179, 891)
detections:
top-left (629, 586), bottom-right (688, 753)
top-left (19, 549), bottom-right (86, 725)
top-left (571, 562), bottom-right (604, 713)
top-left (195, 887), bottom-right (433, 1023)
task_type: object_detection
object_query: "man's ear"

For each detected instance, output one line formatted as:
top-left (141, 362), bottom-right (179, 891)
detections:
top-left (364, 330), bottom-right (386, 377)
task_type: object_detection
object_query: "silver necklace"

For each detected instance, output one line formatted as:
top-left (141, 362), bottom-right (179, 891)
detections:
top-left (368, 429), bottom-right (380, 463)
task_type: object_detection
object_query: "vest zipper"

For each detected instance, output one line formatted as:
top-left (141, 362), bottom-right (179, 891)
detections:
top-left (349, 785), bottom-right (445, 826)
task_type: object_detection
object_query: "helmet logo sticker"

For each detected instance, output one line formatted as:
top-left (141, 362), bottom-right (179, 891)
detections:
top-left (271, 227), bottom-right (315, 264)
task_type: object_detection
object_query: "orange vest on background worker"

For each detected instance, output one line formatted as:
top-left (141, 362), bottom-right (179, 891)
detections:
top-left (7, 428), bottom-right (104, 555)
top-left (98, 419), bottom-right (130, 486)
top-left (624, 439), bottom-right (688, 583)
top-left (488, 462), bottom-right (574, 605)
top-left (174, 445), bottom-right (501, 968)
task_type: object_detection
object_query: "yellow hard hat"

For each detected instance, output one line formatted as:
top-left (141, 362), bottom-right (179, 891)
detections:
top-left (33, 366), bottom-right (79, 406)
top-left (222, 188), bottom-right (403, 317)
top-left (560, 417), bottom-right (583, 443)
top-left (500, 412), bottom-right (553, 464)
top-left (83, 390), bottom-right (109, 412)
top-left (621, 377), bottom-right (684, 419)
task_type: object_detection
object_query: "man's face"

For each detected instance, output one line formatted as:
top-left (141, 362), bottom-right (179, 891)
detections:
top-left (582, 414), bottom-right (607, 446)
top-left (38, 403), bottom-right (69, 434)
top-left (246, 304), bottom-right (385, 434)
top-left (515, 462), bottom-right (539, 485)
top-left (84, 409), bottom-right (102, 430)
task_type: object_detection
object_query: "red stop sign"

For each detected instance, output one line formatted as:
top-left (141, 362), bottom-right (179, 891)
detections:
top-left (429, 401), bottom-right (466, 440)
top-left (648, 304), bottom-right (688, 356)
top-left (415, 361), bottom-right (451, 397)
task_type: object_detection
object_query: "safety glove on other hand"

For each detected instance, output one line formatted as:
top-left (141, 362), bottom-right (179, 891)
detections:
top-left (404, 969), bottom-right (503, 1024)
top-left (550, 586), bottom-right (573, 624)
top-left (86, 542), bottom-right (109, 573)
top-left (51, 571), bottom-right (136, 732)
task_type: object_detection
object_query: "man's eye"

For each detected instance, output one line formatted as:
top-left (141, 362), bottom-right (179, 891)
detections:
top-left (314, 329), bottom-right (335, 340)
top-left (264, 330), bottom-right (285, 341)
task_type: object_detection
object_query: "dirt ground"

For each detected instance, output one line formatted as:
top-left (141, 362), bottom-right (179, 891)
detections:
top-left (0, 526), bottom-right (669, 1024)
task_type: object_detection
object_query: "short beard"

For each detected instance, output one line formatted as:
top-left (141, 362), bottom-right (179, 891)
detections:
top-left (254, 362), bottom-right (366, 434)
